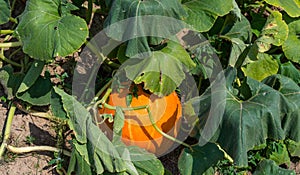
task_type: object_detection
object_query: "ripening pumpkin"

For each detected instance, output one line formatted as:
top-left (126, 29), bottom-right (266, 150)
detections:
top-left (98, 84), bottom-right (182, 156)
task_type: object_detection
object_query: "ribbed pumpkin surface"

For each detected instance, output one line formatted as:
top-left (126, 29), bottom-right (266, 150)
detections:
top-left (99, 84), bottom-right (182, 155)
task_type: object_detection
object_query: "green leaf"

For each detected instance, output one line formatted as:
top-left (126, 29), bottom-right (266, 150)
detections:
top-left (183, 0), bottom-right (233, 32)
top-left (253, 159), bottom-right (295, 175)
top-left (228, 38), bottom-right (247, 67)
top-left (266, 141), bottom-right (290, 166)
top-left (241, 54), bottom-right (279, 81)
top-left (264, 0), bottom-right (300, 17)
top-left (279, 61), bottom-right (300, 85)
top-left (54, 87), bottom-right (162, 174)
top-left (112, 107), bottom-right (125, 141)
top-left (282, 20), bottom-right (300, 64)
top-left (50, 89), bottom-right (67, 119)
top-left (286, 139), bottom-right (300, 157)
top-left (16, 0), bottom-right (88, 61)
top-left (263, 75), bottom-right (300, 142)
top-left (127, 146), bottom-right (164, 175)
top-left (223, 15), bottom-right (252, 42)
top-left (122, 42), bottom-right (194, 96)
top-left (54, 87), bottom-right (87, 143)
top-left (178, 143), bottom-right (224, 175)
top-left (0, 0), bottom-right (10, 24)
top-left (0, 65), bottom-right (24, 99)
top-left (189, 68), bottom-right (300, 166)
top-left (256, 11), bottom-right (288, 52)
top-left (104, 0), bottom-right (187, 57)
top-left (17, 75), bottom-right (52, 106)
top-left (67, 147), bottom-right (93, 175)
top-left (17, 60), bottom-right (45, 93)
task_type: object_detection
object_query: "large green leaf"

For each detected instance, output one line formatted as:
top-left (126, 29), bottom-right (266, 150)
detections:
top-left (16, 0), bottom-right (88, 61)
top-left (189, 68), bottom-right (300, 166)
top-left (264, 0), bottom-right (300, 17)
top-left (178, 143), bottom-right (224, 175)
top-left (253, 159), bottom-right (295, 175)
top-left (282, 20), bottom-right (300, 64)
top-left (256, 11), bottom-right (288, 52)
top-left (104, 0), bottom-right (187, 57)
top-left (182, 0), bottom-right (233, 32)
top-left (0, 0), bottom-right (10, 24)
top-left (263, 75), bottom-right (300, 142)
top-left (121, 42), bottom-right (195, 96)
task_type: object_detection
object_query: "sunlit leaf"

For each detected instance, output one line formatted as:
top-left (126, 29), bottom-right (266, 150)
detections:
top-left (264, 0), bottom-right (300, 17)
top-left (286, 139), bottom-right (300, 157)
top-left (16, 0), bottom-right (88, 61)
top-left (256, 11), bottom-right (288, 52)
top-left (182, 0), bottom-right (233, 32)
top-left (282, 20), bottom-right (300, 64)
top-left (121, 42), bottom-right (195, 96)
top-left (253, 159), bottom-right (295, 175)
top-left (241, 54), bottom-right (279, 81)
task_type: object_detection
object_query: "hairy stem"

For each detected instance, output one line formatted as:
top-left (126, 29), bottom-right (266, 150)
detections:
top-left (7, 145), bottom-right (71, 157)
top-left (0, 104), bottom-right (17, 159)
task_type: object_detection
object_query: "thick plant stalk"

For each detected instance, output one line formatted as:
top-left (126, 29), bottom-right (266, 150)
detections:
top-left (0, 41), bottom-right (22, 48)
top-left (0, 30), bottom-right (14, 34)
top-left (0, 104), bottom-right (16, 159)
top-left (7, 145), bottom-right (71, 157)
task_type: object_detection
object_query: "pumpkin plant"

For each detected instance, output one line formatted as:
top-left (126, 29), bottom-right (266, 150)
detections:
top-left (0, 0), bottom-right (300, 174)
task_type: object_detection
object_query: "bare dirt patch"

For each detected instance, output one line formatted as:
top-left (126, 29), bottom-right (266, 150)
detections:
top-left (0, 100), bottom-right (58, 174)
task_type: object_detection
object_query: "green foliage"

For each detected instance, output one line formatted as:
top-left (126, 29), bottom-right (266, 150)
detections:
top-left (1, 0), bottom-right (300, 174)
top-left (182, 0), bottom-right (234, 32)
top-left (54, 87), bottom-right (164, 175)
top-left (0, 0), bottom-right (10, 24)
top-left (253, 159), bottom-right (295, 175)
top-left (104, 0), bottom-right (187, 57)
top-left (187, 68), bottom-right (300, 167)
top-left (119, 41), bottom-right (195, 96)
top-left (282, 20), bottom-right (300, 63)
top-left (16, 0), bottom-right (89, 61)
top-left (264, 0), bottom-right (300, 17)
top-left (178, 143), bottom-right (224, 175)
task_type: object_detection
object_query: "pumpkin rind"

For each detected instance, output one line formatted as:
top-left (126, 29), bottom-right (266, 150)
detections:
top-left (98, 84), bottom-right (182, 155)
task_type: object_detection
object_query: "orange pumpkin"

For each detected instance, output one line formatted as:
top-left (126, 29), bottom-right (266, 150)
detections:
top-left (98, 84), bottom-right (182, 156)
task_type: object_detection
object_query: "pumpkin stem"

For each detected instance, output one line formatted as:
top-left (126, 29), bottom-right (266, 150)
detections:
top-left (145, 106), bottom-right (193, 151)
